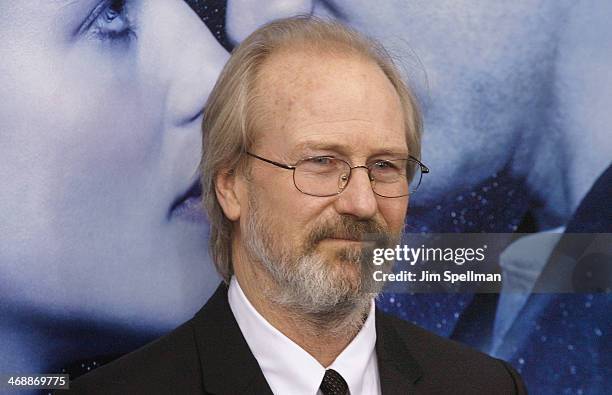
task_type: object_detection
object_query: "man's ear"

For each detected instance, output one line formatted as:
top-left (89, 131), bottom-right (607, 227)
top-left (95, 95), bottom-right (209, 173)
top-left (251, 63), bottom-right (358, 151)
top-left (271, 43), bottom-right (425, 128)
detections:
top-left (215, 169), bottom-right (242, 221)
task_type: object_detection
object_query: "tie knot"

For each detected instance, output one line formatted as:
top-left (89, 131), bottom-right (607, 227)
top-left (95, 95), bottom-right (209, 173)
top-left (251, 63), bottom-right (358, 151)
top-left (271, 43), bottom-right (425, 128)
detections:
top-left (320, 369), bottom-right (348, 395)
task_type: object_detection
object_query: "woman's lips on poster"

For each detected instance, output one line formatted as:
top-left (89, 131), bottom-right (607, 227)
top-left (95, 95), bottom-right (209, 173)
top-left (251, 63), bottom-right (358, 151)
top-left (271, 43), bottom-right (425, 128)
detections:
top-left (169, 179), bottom-right (207, 223)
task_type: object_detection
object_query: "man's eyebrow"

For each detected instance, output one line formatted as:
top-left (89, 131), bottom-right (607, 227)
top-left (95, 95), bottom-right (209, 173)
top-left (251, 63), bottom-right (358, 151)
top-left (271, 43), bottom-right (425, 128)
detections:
top-left (370, 148), bottom-right (410, 157)
top-left (292, 141), bottom-right (409, 157)
top-left (292, 141), bottom-right (349, 154)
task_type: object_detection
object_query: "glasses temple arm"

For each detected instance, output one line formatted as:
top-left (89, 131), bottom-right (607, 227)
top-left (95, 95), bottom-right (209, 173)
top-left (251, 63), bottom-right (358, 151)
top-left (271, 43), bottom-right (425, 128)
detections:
top-left (246, 152), bottom-right (296, 170)
top-left (408, 155), bottom-right (429, 173)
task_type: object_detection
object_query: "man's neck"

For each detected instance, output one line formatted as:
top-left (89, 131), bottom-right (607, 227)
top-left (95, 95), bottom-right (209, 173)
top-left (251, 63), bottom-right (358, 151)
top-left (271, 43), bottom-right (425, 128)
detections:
top-left (232, 253), bottom-right (368, 367)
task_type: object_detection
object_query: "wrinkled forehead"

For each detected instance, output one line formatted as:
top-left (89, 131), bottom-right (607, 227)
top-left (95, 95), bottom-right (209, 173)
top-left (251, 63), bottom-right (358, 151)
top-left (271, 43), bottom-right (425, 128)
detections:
top-left (251, 48), bottom-right (407, 154)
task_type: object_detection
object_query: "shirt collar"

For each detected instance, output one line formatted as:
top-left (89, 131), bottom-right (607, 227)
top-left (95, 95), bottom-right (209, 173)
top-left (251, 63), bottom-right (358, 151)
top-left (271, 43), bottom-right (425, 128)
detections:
top-left (228, 276), bottom-right (378, 395)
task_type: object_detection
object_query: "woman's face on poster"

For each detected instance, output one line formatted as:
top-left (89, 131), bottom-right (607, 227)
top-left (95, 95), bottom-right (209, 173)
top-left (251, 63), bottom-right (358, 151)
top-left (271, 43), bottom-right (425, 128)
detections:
top-left (0, 1), bottom-right (226, 327)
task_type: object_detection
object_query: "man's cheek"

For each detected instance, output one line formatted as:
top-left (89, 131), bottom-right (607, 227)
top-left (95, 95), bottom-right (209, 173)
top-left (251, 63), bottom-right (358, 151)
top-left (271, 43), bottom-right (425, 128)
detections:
top-left (378, 213), bottom-right (404, 235)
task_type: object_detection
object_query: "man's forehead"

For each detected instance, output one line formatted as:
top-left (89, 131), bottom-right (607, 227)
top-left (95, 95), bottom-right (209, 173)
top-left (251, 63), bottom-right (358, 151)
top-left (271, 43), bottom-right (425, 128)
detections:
top-left (256, 47), bottom-right (375, 97)
top-left (252, 47), bottom-right (406, 148)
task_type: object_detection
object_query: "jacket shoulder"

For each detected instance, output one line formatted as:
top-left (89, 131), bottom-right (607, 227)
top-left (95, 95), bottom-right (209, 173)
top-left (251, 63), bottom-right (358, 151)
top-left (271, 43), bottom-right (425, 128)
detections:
top-left (65, 320), bottom-right (203, 395)
top-left (379, 312), bottom-right (527, 394)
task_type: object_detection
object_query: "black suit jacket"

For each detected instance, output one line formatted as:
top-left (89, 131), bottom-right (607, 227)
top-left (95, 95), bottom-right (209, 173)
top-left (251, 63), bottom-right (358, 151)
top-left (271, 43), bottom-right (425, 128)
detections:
top-left (66, 284), bottom-right (526, 394)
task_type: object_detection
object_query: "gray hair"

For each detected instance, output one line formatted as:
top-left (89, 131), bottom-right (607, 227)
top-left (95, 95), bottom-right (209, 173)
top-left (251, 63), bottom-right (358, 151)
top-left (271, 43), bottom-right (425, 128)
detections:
top-left (200, 15), bottom-right (423, 282)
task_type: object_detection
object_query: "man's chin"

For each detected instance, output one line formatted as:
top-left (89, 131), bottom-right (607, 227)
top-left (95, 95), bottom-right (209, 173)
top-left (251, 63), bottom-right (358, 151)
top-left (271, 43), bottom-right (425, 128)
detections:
top-left (320, 262), bottom-right (380, 297)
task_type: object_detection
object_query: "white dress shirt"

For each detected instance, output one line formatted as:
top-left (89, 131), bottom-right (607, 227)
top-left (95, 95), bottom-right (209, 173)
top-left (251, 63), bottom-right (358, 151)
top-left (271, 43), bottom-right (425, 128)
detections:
top-left (228, 276), bottom-right (381, 395)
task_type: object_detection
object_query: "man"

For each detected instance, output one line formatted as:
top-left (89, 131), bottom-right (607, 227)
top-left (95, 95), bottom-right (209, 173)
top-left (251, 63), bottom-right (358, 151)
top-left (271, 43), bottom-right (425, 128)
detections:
top-left (67, 17), bottom-right (526, 394)
top-left (226, 3), bottom-right (611, 393)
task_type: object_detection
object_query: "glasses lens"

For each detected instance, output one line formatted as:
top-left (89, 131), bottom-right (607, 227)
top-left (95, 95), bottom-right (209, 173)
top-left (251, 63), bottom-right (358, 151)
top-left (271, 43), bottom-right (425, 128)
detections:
top-left (294, 157), bottom-right (350, 196)
top-left (293, 157), bottom-right (425, 197)
top-left (370, 159), bottom-right (423, 197)
top-left (408, 160), bottom-right (424, 193)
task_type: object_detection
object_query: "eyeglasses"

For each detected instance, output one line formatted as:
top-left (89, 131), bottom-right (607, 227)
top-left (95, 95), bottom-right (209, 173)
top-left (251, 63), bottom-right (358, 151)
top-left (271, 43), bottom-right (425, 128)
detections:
top-left (246, 152), bottom-right (429, 198)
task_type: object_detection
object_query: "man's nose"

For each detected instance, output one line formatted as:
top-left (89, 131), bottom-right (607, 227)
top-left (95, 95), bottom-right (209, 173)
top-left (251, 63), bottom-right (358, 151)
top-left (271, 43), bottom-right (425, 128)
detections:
top-left (333, 167), bottom-right (378, 220)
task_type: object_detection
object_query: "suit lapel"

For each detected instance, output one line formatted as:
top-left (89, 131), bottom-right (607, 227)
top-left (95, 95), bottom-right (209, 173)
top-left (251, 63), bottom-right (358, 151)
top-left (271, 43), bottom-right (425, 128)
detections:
top-left (189, 285), bottom-right (424, 394)
top-left (190, 283), bottom-right (273, 395)
top-left (375, 309), bottom-right (423, 395)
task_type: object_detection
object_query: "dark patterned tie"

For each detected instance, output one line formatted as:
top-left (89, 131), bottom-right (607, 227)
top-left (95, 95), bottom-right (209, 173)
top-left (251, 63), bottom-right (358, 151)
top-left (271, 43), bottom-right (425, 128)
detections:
top-left (319, 369), bottom-right (349, 395)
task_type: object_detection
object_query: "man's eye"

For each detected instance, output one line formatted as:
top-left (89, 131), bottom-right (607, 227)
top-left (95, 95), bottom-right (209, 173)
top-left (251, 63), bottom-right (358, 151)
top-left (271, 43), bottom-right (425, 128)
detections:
top-left (80, 0), bottom-right (135, 42)
top-left (299, 157), bottom-right (338, 174)
top-left (374, 161), bottom-right (396, 170)
top-left (312, 157), bottom-right (334, 165)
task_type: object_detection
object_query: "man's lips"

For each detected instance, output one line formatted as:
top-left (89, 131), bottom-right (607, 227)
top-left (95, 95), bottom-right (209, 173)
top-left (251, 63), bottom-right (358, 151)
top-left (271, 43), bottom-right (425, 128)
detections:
top-left (169, 180), bottom-right (207, 223)
top-left (319, 232), bottom-right (377, 242)
top-left (316, 232), bottom-right (387, 248)
top-left (319, 237), bottom-right (376, 246)
top-left (323, 237), bottom-right (364, 242)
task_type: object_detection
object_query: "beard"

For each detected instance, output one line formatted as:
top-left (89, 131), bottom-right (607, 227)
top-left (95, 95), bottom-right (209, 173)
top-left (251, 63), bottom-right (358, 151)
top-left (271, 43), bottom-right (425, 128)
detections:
top-left (243, 193), bottom-right (398, 332)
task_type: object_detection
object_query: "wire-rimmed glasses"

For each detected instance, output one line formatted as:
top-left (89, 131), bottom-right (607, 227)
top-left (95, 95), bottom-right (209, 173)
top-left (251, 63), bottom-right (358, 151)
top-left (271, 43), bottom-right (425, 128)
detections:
top-left (246, 152), bottom-right (429, 198)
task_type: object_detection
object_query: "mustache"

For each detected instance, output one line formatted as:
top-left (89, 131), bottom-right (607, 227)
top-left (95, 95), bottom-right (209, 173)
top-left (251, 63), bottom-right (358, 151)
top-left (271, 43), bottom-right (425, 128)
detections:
top-left (305, 216), bottom-right (392, 248)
